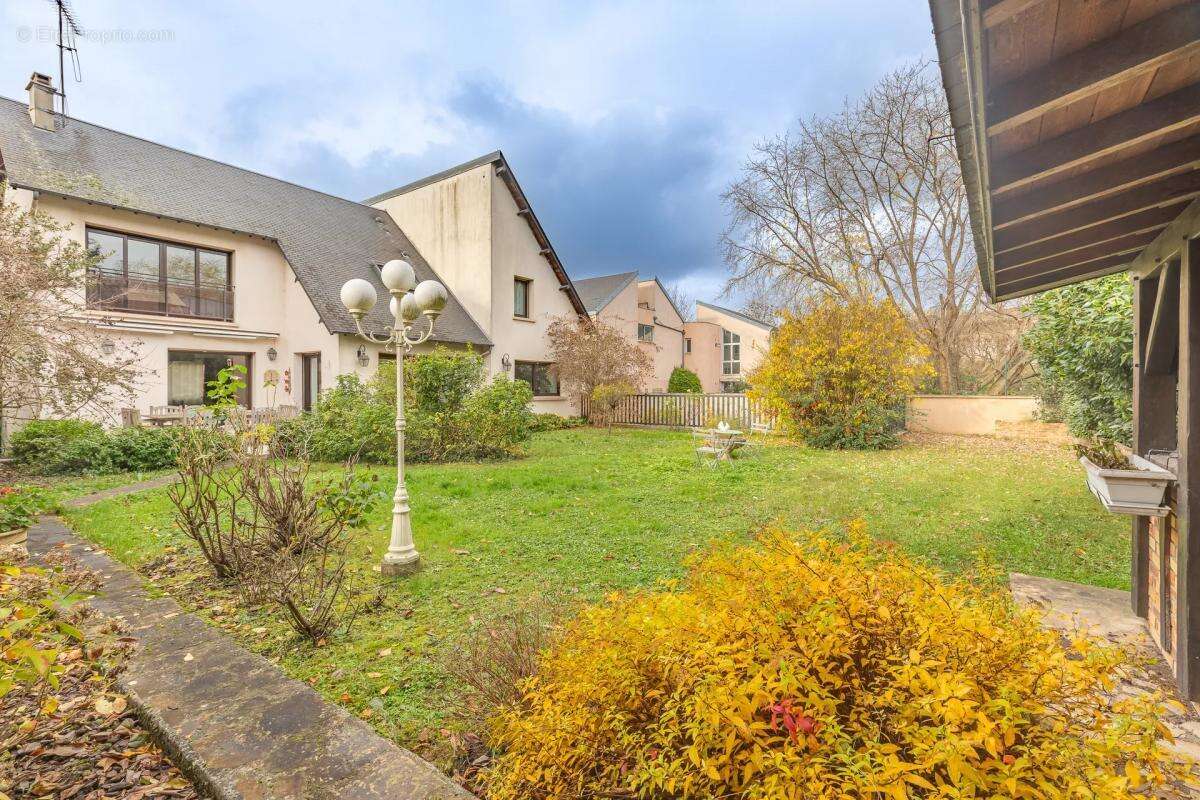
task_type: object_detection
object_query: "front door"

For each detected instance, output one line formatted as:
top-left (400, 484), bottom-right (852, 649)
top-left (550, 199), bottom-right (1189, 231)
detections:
top-left (300, 353), bottom-right (320, 411)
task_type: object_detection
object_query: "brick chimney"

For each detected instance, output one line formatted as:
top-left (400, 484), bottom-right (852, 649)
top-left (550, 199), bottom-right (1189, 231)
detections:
top-left (26, 72), bottom-right (56, 131)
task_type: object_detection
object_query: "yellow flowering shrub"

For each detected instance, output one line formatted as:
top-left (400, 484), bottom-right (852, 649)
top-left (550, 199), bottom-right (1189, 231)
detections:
top-left (484, 524), bottom-right (1190, 799)
top-left (750, 298), bottom-right (930, 448)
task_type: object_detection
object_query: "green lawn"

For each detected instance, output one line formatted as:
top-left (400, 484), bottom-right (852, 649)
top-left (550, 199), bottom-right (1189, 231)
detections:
top-left (62, 428), bottom-right (1126, 765)
top-left (15, 469), bottom-right (174, 509)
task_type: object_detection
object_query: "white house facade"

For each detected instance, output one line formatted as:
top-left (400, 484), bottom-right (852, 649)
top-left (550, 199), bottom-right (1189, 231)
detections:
top-left (0, 74), bottom-right (588, 427)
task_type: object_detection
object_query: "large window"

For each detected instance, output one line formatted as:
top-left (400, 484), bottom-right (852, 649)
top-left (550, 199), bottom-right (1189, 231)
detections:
top-left (86, 228), bottom-right (233, 321)
top-left (638, 323), bottom-right (655, 343)
top-left (514, 277), bottom-right (531, 318)
top-left (167, 351), bottom-right (250, 407)
top-left (514, 360), bottom-right (559, 397)
top-left (722, 329), bottom-right (741, 375)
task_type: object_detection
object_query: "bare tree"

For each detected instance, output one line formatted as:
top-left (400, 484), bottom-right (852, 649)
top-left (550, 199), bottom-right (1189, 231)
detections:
top-left (662, 281), bottom-right (696, 322)
top-left (545, 316), bottom-right (652, 400)
top-left (722, 62), bottom-right (1023, 393)
top-left (0, 187), bottom-right (141, 435)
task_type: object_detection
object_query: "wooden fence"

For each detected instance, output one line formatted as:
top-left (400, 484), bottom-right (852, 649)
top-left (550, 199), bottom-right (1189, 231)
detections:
top-left (580, 392), bottom-right (775, 429)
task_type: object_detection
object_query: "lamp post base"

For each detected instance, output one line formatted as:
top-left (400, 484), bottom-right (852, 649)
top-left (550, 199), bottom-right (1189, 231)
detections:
top-left (380, 555), bottom-right (421, 577)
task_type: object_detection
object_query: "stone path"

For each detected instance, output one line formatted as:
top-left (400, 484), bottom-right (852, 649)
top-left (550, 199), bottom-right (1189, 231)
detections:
top-left (1011, 572), bottom-right (1200, 791)
top-left (61, 472), bottom-right (178, 509)
top-left (27, 517), bottom-right (472, 800)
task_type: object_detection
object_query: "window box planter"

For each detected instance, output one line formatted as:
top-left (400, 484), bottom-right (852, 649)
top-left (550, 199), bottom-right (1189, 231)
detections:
top-left (1080, 453), bottom-right (1175, 517)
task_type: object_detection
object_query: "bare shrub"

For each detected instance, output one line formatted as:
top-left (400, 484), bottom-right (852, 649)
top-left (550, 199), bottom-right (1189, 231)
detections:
top-left (166, 424), bottom-right (251, 581)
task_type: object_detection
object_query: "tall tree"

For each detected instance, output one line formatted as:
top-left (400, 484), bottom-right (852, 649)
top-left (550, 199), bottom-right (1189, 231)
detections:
top-left (722, 62), bottom-right (1015, 393)
top-left (0, 188), bottom-right (141, 439)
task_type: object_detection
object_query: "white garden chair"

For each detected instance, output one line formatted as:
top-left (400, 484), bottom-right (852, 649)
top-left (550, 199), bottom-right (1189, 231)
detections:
top-left (692, 428), bottom-right (729, 468)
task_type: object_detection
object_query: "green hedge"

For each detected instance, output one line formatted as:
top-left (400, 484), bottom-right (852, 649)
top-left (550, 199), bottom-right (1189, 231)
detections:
top-left (9, 420), bottom-right (179, 475)
top-left (667, 367), bottom-right (702, 394)
top-left (296, 347), bottom-right (535, 464)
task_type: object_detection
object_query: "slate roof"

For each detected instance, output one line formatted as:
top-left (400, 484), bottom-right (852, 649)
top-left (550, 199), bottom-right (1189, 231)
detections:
top-left (0, 96), bottom-right (490, 345)
top-left (695, 300), bottom-right (774, 331)
top-left (572, 271), bottom-right (639, 315)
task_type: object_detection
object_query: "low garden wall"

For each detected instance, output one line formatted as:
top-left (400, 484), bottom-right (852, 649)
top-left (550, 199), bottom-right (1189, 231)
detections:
top-left (906, 395), bottom-right (1040, 436)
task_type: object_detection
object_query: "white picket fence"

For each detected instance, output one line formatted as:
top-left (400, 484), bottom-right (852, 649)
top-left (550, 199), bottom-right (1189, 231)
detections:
top-left (580, 392), bottom-right (775, 429)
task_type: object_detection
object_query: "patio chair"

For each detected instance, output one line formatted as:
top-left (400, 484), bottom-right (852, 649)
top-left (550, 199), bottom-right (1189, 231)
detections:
top-left (119, 407), bottom-right (141, 428)
top-left (692, 428), bottom-right (728, 468)
top-left (742, 420), bottom-right (774, 455)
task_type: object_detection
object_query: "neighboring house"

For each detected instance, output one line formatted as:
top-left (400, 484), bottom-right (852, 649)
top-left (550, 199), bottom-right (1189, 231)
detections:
top-left (684, 301), bottom-right (773, 393)
top-left (365, 152), bottom-right (587, 413)
top-left (572, 272), bottom-right (686, 392)
top-left (0, 74), bottom-right (587, 424)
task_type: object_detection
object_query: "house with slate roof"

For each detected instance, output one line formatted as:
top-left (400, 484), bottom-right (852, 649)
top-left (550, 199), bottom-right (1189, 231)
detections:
top-left (574, 271), bottom-right (773, 393)
top-left (572, 272), bottom-right (687, 392)
top-left (0, 73), bottom-right (587, 423)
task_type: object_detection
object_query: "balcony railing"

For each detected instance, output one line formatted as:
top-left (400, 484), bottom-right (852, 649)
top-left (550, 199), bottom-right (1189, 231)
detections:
top-left (86, 269), bottom-right (234, 322)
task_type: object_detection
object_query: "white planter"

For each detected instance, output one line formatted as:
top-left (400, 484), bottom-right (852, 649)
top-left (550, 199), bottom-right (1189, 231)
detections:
top-left (1080, 453), bottom-right (1175, 517)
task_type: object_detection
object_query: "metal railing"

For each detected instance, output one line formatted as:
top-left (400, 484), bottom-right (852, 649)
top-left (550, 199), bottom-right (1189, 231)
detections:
top-left (86, 270), bottom-right (234, 321)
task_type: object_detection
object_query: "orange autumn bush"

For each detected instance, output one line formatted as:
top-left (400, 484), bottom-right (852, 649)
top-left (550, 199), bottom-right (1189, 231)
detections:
top-left (483, 524), bottom-right (1191, 799)
top-left (750, 298), bottom-right (929, 449)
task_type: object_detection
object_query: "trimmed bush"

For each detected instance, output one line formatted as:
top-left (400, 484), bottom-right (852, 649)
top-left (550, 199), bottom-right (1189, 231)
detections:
top-left (9, 419), bottom-right (115, 475)
top-left (108, 426), bottom-right (180, 471)
top-left (529, 413), bottom-right (586, 433)
top-left (484, 524), bottom-right (1188, 799)
top-left (303, 348), bottom-right (534, 464)
top-left (9, 419), bottom-right (181, 475)
top-left (667, 367), bottom-right (702, 394)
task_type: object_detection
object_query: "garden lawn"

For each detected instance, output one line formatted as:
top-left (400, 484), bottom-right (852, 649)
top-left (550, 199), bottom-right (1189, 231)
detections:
top-left (62, 428), bottom-right (1126, 765)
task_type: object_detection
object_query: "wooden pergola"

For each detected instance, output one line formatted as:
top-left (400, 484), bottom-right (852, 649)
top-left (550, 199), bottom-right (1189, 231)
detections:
top-left (929, 0), bottom-right (1200, 698)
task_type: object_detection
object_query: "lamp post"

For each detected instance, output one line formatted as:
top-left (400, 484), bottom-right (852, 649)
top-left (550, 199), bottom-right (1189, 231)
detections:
top-left (339, 260), bottom-right (447, 576)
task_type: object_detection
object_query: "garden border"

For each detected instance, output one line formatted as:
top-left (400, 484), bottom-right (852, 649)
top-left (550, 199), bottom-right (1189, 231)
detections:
top-left (26, 515), bottom-right (473, 800)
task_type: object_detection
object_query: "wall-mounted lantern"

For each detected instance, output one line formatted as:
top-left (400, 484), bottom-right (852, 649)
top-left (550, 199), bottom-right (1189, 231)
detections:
top-left (100, 338), bottom-right (115, 355)
top-left (357, 345), bottom-right (370, 367)
top-left (500, 353), bottom-right (512, 371)
top-left (266, 346), bottom-right (278, 361)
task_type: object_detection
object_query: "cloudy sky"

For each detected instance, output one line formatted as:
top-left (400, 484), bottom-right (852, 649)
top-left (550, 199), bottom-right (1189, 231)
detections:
top-left (0, 1), bottom-right (934, 306)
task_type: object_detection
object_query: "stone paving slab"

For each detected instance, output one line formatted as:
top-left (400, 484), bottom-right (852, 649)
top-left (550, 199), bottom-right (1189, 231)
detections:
top-left (1011, 572), bottom-right (1200, 782)
top-left (28, 517), bottom-right (473, 800)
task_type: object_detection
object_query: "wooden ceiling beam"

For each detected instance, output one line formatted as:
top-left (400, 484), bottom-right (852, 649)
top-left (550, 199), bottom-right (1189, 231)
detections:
top-left (995, 252), bottom-right (1136, 297)
top-left (993, 137), bottom-right (1200, 228)
top-left (993, 173), bottom-right (1200, 252)
top-left (994, 229), bottom-right (1159, 281)
top-left (991, 83), bottom-right (1200, 195)
top-left (994, 205), bottom-right (1179, 268)
top-left (987, 5), bottom-right (1200, 136)
top-left (981, 0), bottom-right (1045, 29)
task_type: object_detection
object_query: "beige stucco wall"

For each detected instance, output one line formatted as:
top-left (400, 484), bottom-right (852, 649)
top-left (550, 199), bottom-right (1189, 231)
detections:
top-left (684, 305), bottom-right (772, 393)
top-left (372, 162), bottom-right (580, 415)
top-left (16, 191), bottom-right (354, 421)
top-left (595, 281), bottom-right (639, 343)
top-left (683, 320), bottom-right (723, 393)
top-left (906, 395), bottom-right (1040, 435)
top-left (636, 280), bottom-right (685, 392)
top-left (369, 164), bottom-right (493, 337)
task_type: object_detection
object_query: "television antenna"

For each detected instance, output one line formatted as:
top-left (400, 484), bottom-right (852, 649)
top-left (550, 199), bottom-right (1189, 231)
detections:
top-left (45, 0), bottom-right (82, 122)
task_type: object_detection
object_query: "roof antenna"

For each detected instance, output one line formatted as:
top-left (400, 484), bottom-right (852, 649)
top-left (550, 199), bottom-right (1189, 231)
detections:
top-left (46, 0), bottom-right (82, 125)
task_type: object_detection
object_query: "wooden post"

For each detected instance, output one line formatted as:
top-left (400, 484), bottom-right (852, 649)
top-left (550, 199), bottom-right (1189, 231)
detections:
top-left (1134, 273), bottom-right (1176, 618)
top-left (1178, 236), bottom-right (1200, 698)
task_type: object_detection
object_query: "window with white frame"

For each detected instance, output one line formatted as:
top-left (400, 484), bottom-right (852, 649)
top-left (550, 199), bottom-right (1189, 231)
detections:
top-left (638, 323), bottom-right (654, 343)
top-left (722, 329), bottom-right (740, 375)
